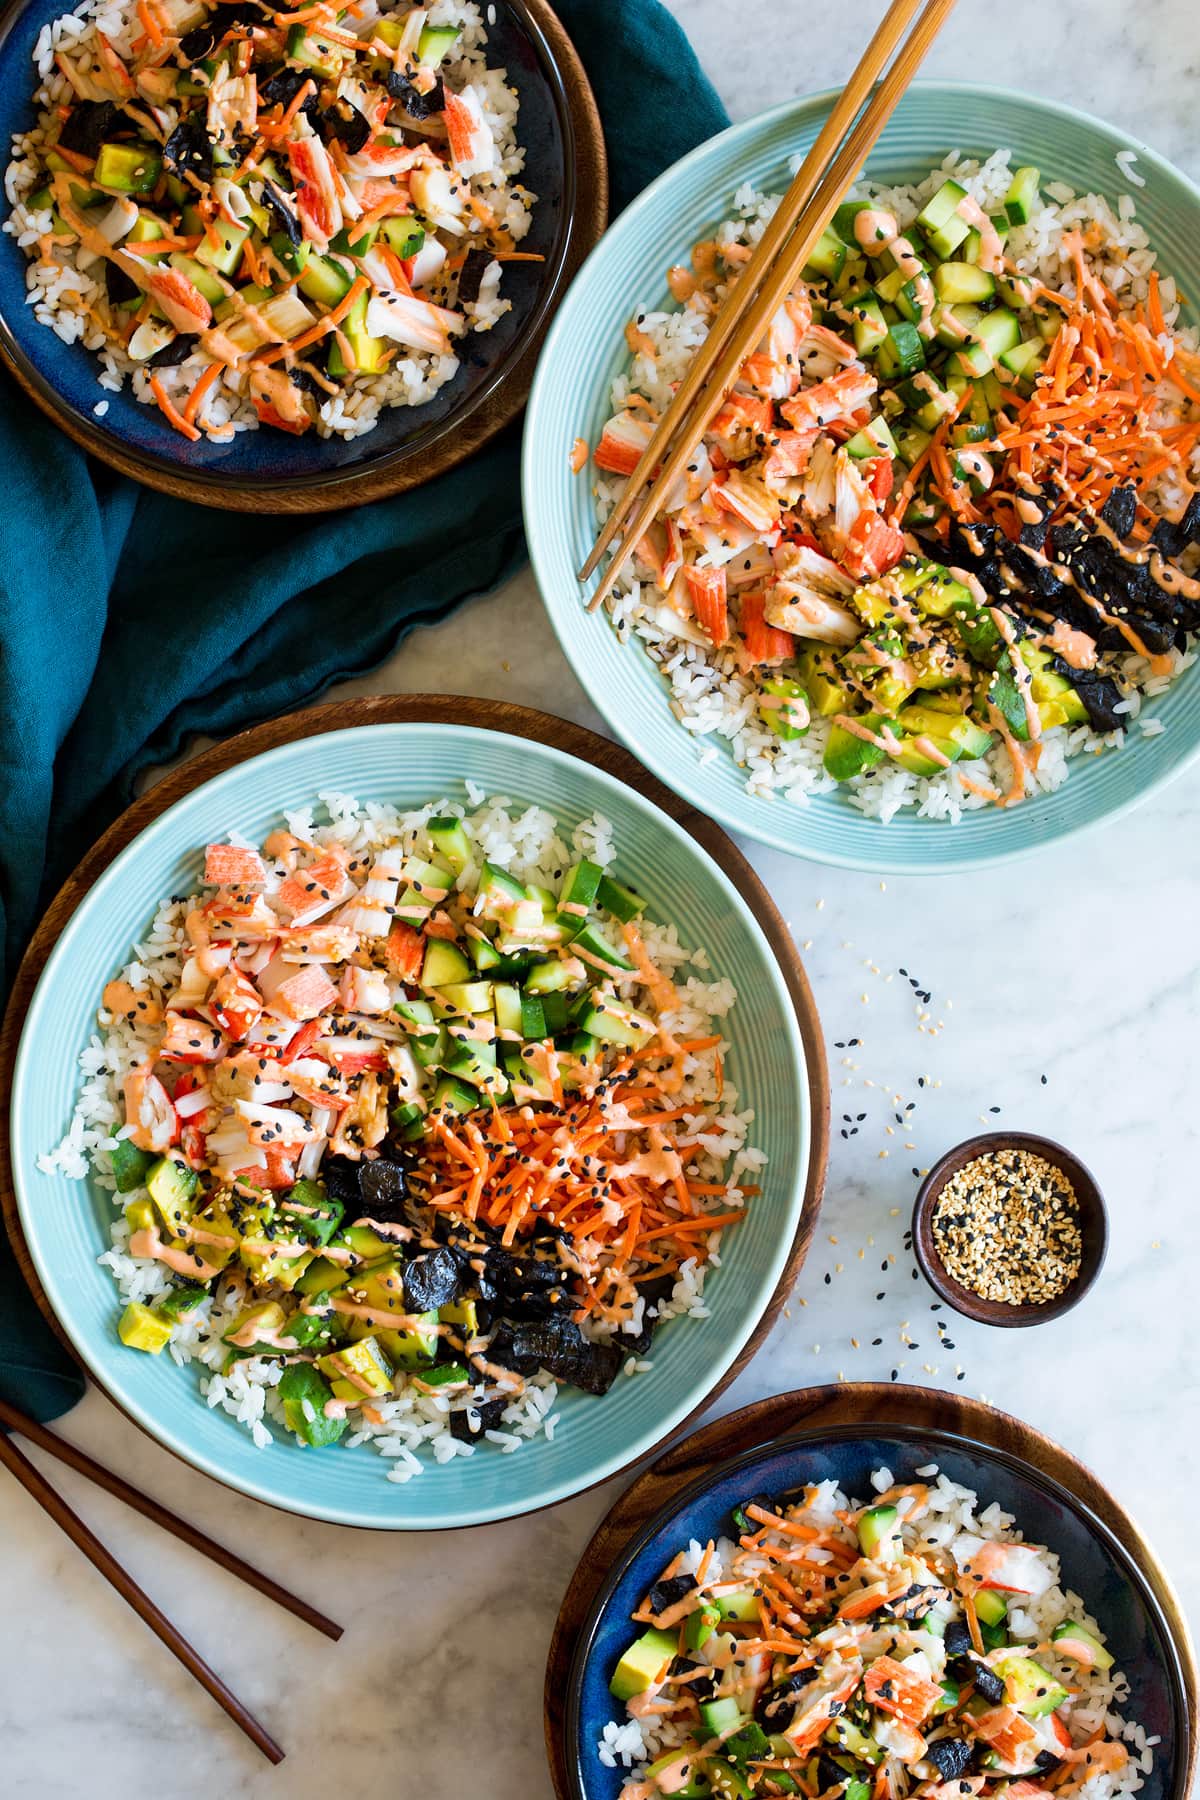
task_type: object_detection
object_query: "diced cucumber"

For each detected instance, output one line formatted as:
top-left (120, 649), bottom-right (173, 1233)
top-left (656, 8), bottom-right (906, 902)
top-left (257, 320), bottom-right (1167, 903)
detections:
top-left (110, 1138), bottom-right (156, 1193)
top-left (570, 921), bottom-right (635, 973)
top-left (195, 217), bottom-right (247, 275)
top-left (896, 424), bottom-right (932, 468)
top-left (1051, 1620), bottom-right (1115, 1672)
top-left (833, 199), bottom-right (871, 241)
top-left (875, 319), bottom-right (925, 378)
top-left (168, 251), bottom-right (223, 304)
top-left (298, 253), bottom-right (353, 309)
top-left (420, 938), bottom-right (471, 990)
top-left (802, 224), bottom-right (847, 283)
top-left (558, 858), bottom-right (604, 915)
top-left (974, 1588), bottom-right (1009, 1627)
top-left (857, 1501), bottom-right (899, 1559)
top-left (523, 960), bottom-right (576, 996)
top-left (269, 229), bottom-right (310, 277)
top-left (849, 289), bottom-right (888, 357)
top-left (431, 1074), bottom-right (482, 1114)
top-left (962, 216), bottom-right (1009, 264)
top-left (416, 22), bottom-right (460, 64)
top-left (699, 1697), bottom-right (745, 1736)
top-left (326, 286), bottom-right (387, 376)
top-left (519, 991), bottom-right (547, 1039)
top-left (576, 998), bottom-right (656, 1050)
top-left (286, 22), bottom-right (346, 75)
top-left (381, 214), bottom-right (426, 260)
top-left (1004, 164), bottom-right (1041, 226)
top-left (596, 874), bottom-right (646, 922)
top-left (846, 415), bottom-right (898, 460)
top-left (874, 266), bottom-right (908, 306)
top-left (426, 815), bottom-right (472, 874)
top-left (998, 336), bottom-right (1047, 393)
top-left (916, 177), bottom-right (970, 258)
top-left (933, 260), bottom-right (996, 304)
top-left (436, 980), bottom-right (493, 1016)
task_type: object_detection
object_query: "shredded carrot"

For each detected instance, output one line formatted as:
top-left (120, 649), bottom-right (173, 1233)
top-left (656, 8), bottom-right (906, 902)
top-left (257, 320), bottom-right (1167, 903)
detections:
top-left (135, 0), bottom-right (163, 45)
top-left (182, 361), bottom-right (222, 426)
top-left (149, 373), bottom-right (201, 442)
top-left (963, 1589), bottom-right (984, 1655)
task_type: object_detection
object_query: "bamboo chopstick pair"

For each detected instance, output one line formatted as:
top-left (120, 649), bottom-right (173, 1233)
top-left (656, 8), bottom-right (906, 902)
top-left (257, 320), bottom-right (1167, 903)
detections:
top-left (579, 0), bottom-right (959, 612)
top-left (0, 1395), bottom-right (342, 1764)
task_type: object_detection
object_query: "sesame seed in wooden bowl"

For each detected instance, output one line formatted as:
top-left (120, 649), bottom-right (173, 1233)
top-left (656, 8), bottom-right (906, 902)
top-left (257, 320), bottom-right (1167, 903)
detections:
top-left (912, 1131), bottom-right (1108, 1328)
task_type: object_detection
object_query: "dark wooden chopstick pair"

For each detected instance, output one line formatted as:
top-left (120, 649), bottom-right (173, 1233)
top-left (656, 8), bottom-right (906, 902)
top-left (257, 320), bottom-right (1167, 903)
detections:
top-left (580, 0), bottom-right (959, 610)
top-left (0, 1395), bottom-right (342, 1764)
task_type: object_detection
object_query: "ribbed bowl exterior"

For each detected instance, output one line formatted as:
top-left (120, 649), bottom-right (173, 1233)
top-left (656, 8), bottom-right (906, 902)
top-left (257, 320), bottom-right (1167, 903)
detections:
top-left (10, 724), bottom-right (810, 1528)
top-left (523, 84), bottom-right (1200, 872)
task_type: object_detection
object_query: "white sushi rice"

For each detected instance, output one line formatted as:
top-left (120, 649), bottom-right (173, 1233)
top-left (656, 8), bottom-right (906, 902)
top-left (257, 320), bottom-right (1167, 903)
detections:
top-left (596, 1463), bottom-right (1155, 1799)
top-left (2, 0), bottom-right (535, 440)
top-left (42, 787), bottom-right (764, 1478)
top-left (595, 149), bottom-right (1200, 823)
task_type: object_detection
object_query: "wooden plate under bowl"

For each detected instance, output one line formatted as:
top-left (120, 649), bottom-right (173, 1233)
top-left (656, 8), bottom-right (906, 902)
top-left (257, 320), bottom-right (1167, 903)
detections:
top-left (546, 1384), bottom-right (1199, 1800)
top-left (0, 697), bottom-right (830, 1522)
top-left (0, 0), bottom-right (606, 512)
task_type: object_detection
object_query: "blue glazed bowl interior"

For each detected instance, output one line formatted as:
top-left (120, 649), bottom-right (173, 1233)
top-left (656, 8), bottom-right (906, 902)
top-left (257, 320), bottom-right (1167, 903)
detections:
top-left (569, 1425), bottom-right (1186, 1799)
top-left (524, 84), bottom-right (1200, 872)
top-left (9, 723), bottom-right (811, 1529)
top-left (0, 0), bottom-right (572, 493)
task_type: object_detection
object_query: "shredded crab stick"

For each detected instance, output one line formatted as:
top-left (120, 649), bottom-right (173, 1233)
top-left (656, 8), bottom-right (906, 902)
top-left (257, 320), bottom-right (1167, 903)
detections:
top-left (580, 160), bottom-right (1200, 813)
top-left (76, 799), bottom-right (763, 1451)
top-left (9, 0), bottom-right (538, 439)
top-left (603, 1468), bottom-right (1142, 1800)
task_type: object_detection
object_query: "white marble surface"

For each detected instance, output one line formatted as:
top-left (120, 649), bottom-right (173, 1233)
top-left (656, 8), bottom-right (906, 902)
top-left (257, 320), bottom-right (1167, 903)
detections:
top-left (4, 4), bottom-right (1199, 1794)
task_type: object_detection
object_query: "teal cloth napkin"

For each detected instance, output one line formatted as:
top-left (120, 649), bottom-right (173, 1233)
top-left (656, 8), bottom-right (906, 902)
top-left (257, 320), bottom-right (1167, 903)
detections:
top-left (0, 0), bottom-right (728, 1422)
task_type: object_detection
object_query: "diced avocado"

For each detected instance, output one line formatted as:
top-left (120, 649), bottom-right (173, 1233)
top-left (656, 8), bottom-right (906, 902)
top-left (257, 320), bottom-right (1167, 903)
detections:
top-left (94, 141), bottom-right (161, 194)
top-left (759, 676), bottom-right (810, 740)
top-left (823, 717), bottom-right (891, 781)
top-left (285, 21), bottom-right (346, 74)
top-left (713, 1586), bottom-right (759, 1623)
top-left (240, 1226), bottom-right (314, 1292)
top-left (118, 1301), bottom-right (174, 1353)
top-left (298, 252), bottom-right (353, 309)
top-left (155, 1279), bottom-right (210, 1321)
top-left (168, 250), bottom-right (224, 304)
top-left (425, 815), bottom-right (471, 874)
top-left (609, 1626), bottom-right (678, 1702)
top-left (414, 1362), bottom-right (469, 1390)
top-left (724, 1722), bottom-right (770, 1769)
top-left (195, 217), bottom-right (247, 276)
top-left (421, 937), bottom-right (471, 990)
top-left (1051, 1620), bottom-right (1114, 1671)
top-left (706, 1760), bottom-right (751, 1800)
top-left (440, 1297), bottom-right (479, 1337)
top-left (973, 1588), bottom-right (1008, 1627)
top-left (110, 1138), bottom-right (155, 1193)
top-left (278, 1361), bottom-right (347, 1448)
top-left (317, 1335), bottom-right (394, 1401)
top-left (145, 1156), bottom-right (199, 1238)
top-left (699, 1696), bottom-right (746, 1736)
top-left (933, 260), bottom-right (997, 305)
top-left (523, 959), bottom-right (577, 996)
top-left (379, 1311), bottom-right (439, 1369)
top-left (857, 1501), bottom-right (899, 1559)
top-left (416, 22), bottom-right (460, 64)
top-left (326, 287), bottom-right (387, 376)
top-left (894, 731), bottom-right (960, 778)
top-left (916, 177), bottom-right (971, 258)
top-left (282, 1179), bottom-right (344, 1247)
top-left (380, 214), bottom-right (425, 260)
top-left (222, 1299), bottom-right (289, 1355)
top-left (898, 704), bottom-right (994, 760)
top-left (295, 1254), bottom-right (351, 1298)
top-left (993, 1652), bottom-right (1070, 1718)
top-left (682, 1601), bottom-right (721, 1653)
top-left (577, 998), bottom-right (656, 1051)
top-left (1004, 164), bottom-right (1041, 226)
top-left (797, 644), bottom-right (851, 715)
top-left (645, 1749), bottom-right (711, 1799)
top-left (802, 224), bottom-right (847, 284)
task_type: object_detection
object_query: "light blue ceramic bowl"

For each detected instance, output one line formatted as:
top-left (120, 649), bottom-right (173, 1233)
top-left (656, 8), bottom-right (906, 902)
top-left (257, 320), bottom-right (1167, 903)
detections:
top-left (524, 84), bottom-right (1200, 872)
top-left (9, 723), bottom-right (812, 1529)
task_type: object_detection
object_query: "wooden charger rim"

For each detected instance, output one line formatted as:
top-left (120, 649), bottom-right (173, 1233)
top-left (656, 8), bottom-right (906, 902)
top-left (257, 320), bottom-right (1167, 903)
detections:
top-left (544, 1383), bottom-right (1199, 1800)
top-left (0, 696), bottom-right (831, 1522)
top-left (0, 0), bottom-right (607, 514)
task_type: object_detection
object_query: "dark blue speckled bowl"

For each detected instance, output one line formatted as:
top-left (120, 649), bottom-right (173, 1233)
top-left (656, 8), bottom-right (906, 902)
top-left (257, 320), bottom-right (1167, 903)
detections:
top-left (0, 0), bottom-right (603, 507)
top-left (566, 1420), bottom-right (1191, 1800)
